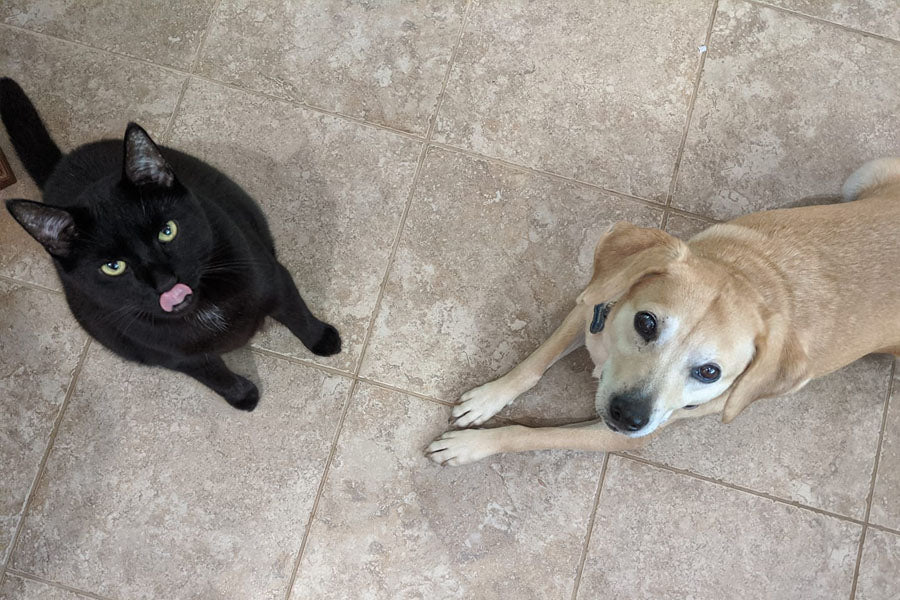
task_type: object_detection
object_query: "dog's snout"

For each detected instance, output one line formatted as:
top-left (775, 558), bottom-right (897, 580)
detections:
top-left (608, 393), bottom-right (650, 432)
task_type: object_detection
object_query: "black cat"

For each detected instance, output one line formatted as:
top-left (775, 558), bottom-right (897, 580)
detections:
top-left (1, 78), bottom-right (340, 411)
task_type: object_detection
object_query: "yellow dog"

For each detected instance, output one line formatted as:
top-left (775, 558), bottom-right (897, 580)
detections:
top-left (428, 158), bottom-right (900, 465)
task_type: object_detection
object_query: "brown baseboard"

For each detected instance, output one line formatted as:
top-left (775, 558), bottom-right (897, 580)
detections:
top-left (0, 147), bottom-right (17, 190)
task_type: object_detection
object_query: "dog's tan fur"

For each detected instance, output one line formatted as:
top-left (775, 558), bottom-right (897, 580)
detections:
top-left (428, 159), bottom-right (900, 466)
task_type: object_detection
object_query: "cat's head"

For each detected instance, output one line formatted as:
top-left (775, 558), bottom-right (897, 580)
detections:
top-left (6, 123), bottom-right (213, 317)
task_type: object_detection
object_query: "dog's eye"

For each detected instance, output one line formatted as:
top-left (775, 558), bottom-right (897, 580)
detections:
top-left (634, 311), bottom-right (657, 341)
top-left (684, 404), bottom-right (699, 410)
top-left (691, 363), bottom-right (721, 383)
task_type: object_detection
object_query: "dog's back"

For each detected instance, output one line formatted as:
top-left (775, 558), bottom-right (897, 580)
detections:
top-left (692, 160), bottom-right (900, 375)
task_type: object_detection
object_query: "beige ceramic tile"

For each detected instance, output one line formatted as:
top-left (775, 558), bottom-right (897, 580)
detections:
top-left (0, 28), bottom-right (187, 289)
top-left (664, 212), bottom-right (714, 240)
top-left (0, 281), bottom-right (87, 565)
top-left (871, 362), bottom-right (900, 529)
top-left (633, 355), bottom-right (892, 519)
top-left (360, 147), bottom-right (662, 406)
top-left (10, 346), bottom-right (350, 600)
top-left (0, 1), bottom-right (216, 69)
top-left (497, 347), bottom-right (598, 427)
top-left (167, 78), bottom-right (421, 373)
top-left (764, 0), bottom-right (900, 40)
top-left (0, 573), bottom-right (96, 600)
top-left (434, 0), bottom-right (712, 201)
top-left (196, 0), bottom-right (466, 135)
top-left (856, 528), bottom-right (900, 600)
top-left (673, 0), bottom-right (900, 220)
top-left (578, 457), bottom-right (861, 599)
top-left (291, 382), bottom-right (603, 599)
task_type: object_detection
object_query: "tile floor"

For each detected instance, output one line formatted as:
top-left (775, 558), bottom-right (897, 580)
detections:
top-left (0, 1), bottom-right (898, 598)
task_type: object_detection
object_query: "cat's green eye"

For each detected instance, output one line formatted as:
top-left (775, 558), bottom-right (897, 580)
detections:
top-left (100, 260), bottom-right (127, 276)
top-left (158, 220), bottom-right (178, 243)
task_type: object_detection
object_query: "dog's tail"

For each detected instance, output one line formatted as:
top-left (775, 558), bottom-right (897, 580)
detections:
top-left (842, 158), bottom-right (900, 202)
top-left (0, 78), bottom-right (62, 189)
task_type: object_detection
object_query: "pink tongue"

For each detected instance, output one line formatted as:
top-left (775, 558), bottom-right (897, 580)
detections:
top-left (159, 283), bottom-right (193, 312)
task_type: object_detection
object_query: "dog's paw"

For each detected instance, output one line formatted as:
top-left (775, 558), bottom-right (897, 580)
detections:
top-left (224, 377), bottom-right (259, 411)
top-left (426, 429), bottom-right (499, 466)
top-left (310, 324), bottom-right (341, 356)
top-left (450, 380), bottom-right (518, 428)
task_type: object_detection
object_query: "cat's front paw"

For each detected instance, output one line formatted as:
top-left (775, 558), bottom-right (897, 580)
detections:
top-left (224, 377), bottom-right (259, 411)
top-left (310, 324), bottom-right (341, 356)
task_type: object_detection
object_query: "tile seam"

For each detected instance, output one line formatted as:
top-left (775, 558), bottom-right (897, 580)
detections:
top-left (849, 358), bottom-right (896, 599)
top-left (569, 454), bottom-right (609, 600)
top-left (745, 0), bottom-right (900, 45)
top-left (618, 452), bottom-right (868, 526)
top-left (665, 0), bottom-right (718, 208)
top-left (4, 568), bottom-right (118, 600)
top-left (3, 340), bottom-right (92, 573)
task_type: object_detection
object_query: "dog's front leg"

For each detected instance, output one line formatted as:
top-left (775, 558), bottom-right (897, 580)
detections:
top-left (450, 304), bottom-right (588, 428)
top-left (427, 419), bottom-right (648, 466)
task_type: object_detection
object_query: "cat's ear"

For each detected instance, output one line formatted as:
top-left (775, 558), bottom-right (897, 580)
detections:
top-left (122, 122), bottom-right (175, 188)
top-left (6, 199), bottom-right (78, 257)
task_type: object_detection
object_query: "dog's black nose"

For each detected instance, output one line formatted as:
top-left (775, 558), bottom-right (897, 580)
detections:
top-left (608, 394), bottom-right (650, 431)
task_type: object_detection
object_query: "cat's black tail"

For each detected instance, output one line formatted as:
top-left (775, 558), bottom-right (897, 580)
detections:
top-left (0, 78), bottom-right (62, 189)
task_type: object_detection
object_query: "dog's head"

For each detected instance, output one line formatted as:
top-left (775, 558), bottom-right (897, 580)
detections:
top-left (579, 222), bottom-right (808, 437)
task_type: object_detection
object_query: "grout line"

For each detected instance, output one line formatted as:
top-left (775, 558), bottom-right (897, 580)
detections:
top-left (349, 141), bottom-right (428, 378)
top-left (2, 339), bottom-right (92, 573)
top-left (282, 379), bottom-right (358, 600)
top-left (0, 22), bottom-right (426, 145)
top-left (283, 8), bottom-right (472, 593)
top-left (423, 0), bottom-right (473, 141)
top-left (866, 522), bottom-right (900, 538)
top-left (249, 345), bottom-right (355, 380)
top-left (0, 275), bottom-right (63, 296)
top-left (0, 22), bottom-right (192, 76)
top-left (355, 377), bottom-right (522, 429)
top-left (569, 453), bottom-right (609, 600)
top-left (189, 0), bottom-right (224, 73)
top-left (664, 0), bottom-right (718, 208)
top-left (187, 71), bottom-right (427, 141)
top-left (2, 6), bottom-right (695, 218)
top-left (659, 209), bottom-right (670, 231)
top-left (427, 140), bottom-right (668, 210)
top-left (668, 205), bottom-right (721, 224)
top-left (5, 569), bottom-right (118, 600)
top-left (617, 452), bottom-right (868, 527)
top-left (849, 359), bottom-right (895, 599)
top-left (0, 20), bottom-right (725, 222)
top-left (356, 377), bottom-right (454, 408)
top-left (745, 0), bottom-right (900, 46)
top-left (349, 0), bottom-right (474, 379)
top-left (160, 76), bottom-right (192, 143)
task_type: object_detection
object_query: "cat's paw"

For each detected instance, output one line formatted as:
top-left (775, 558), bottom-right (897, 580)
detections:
top-left (224, 377), bottom-right (259, 411)
top-left (310, 324), bottom-right (341, 356)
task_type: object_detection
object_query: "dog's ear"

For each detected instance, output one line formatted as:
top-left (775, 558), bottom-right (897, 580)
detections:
top-left (721, 318), bottom-right (809, 423)
top-left (577, 222), bottom-right (688, 305)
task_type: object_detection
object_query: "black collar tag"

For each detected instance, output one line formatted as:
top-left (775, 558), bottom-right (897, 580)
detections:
top-left (590, 302), bottom-right (612, 334)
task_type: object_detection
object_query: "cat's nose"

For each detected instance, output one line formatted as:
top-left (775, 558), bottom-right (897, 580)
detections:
top-left (150, 269), bottom-right (178, 293)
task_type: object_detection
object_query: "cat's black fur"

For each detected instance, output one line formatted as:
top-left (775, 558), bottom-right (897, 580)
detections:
top-left (1, 77), bottom-right (340, 410)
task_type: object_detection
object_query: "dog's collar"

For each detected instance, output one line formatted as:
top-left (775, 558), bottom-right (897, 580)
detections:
top-left (590, 301), bottom-right (615, 334)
